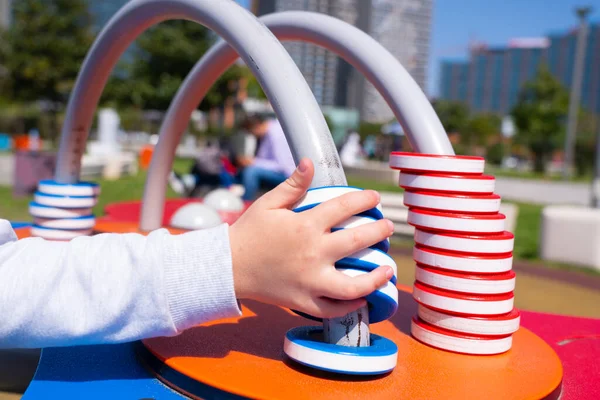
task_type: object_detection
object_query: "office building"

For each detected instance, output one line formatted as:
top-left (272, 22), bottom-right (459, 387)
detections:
top-left (252, 0), bottom-right (434, 123)
top-left (363, 0), bottom-right (433, 122)
top-left (253, 0), bottom-right (366, 109)
top-left (439, 23), bottom-right (600, 115)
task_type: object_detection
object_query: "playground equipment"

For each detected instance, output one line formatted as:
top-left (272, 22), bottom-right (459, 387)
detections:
top-left (9, 1), bottom-right (593, 398)
top-left (203, 188), bottom-right (245, 212)
top-left (169, 202), bottom-right (223, 230)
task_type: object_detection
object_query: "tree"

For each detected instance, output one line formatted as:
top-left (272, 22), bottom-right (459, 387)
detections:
top-left (462, 113), bottom-right (501, 150)
top-left (511, 65), bottom-right (569, 173)
top-left (432, 99), bottom-right (470, 134)
top-left (106, 21), bottom-right (248, 112)
top-left (1, 0), bottom-right (94, 139)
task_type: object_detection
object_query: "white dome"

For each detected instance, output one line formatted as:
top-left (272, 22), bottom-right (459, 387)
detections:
top-left (169, 203), bottom-right (223, 230)
top-left (203, 188), bottom-right (244, 212)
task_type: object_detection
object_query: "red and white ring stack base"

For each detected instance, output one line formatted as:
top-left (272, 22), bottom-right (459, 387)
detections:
top-left (389, 152), bottom-right (520, 355)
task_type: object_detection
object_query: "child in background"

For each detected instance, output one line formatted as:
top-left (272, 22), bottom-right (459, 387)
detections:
top-left (0, 158), bottom-right (394, 349)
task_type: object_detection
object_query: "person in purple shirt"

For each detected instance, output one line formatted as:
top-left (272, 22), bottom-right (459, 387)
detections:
top-left (236, 114), bottom-right (296, 200)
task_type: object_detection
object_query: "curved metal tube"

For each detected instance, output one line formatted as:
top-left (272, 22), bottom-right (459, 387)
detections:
top-left (140, 10), bottom-right (453, 231)
top-left (54, 0), bottom-right (342, 191)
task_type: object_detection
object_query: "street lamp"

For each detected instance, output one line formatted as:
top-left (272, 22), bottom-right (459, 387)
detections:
top-left (563, 6), bottom-right (592, 179)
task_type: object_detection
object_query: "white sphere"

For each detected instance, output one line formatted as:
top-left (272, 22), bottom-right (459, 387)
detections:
top-left (170, 203), bottom-right (223, 230)
top-left (203, 188), bottom-right (244, 212)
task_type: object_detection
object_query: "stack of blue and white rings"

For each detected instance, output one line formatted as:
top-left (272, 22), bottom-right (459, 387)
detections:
top-left (28, 180), bottom-right (99, 240)
top-left (283, 186), bottom-right (399, 375)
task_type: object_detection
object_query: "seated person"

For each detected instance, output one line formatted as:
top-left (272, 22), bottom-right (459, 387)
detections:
top-left (169, 137), bottom-right (236, 197)
top-left (235, 114), bottom-right (296, 201)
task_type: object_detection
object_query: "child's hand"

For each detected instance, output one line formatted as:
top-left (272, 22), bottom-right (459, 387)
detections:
top-left (229, 158), bottom-right (395, 319)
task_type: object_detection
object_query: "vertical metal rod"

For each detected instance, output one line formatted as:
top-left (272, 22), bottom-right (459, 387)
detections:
top-left (563, 6), bottom-right (592, 179)
top-left (591, 116), bottom-right (600, 208)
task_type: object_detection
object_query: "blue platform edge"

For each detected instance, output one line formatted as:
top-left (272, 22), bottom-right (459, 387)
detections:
top-left (10, 221), bottom-right (32, 229)
top-left (21, 342), bottom-right (251, 400)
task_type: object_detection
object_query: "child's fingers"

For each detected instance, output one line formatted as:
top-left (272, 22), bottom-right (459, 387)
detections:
top-left (258, 158), bottom-right (314, 209)
top-left (307, 190), bottom-right (380, 229)
top-left (308, 297), bottom-right (369, 319)
top-left (318, 266), bottom-right (393, 301)
top-left (324, 219), bottom-right (394, 259)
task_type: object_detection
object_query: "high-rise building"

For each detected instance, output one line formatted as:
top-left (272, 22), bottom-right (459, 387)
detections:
top-left (439, 23), bottom-right (600, 115)
top-left (252, 0), bottom-right (433, 123)
top-left (362, 0), bottom-right (433, 122)
top-left (253, 0), bottom-right (367, 109)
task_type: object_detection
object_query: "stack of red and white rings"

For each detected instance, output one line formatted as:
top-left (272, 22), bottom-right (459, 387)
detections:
top-left (389, 152), bottom-right (520, 355)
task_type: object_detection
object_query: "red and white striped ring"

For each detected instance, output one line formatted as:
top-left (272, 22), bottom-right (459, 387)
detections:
top-left (407, 208), bottom-right (506, 234)
top-left (415, 265), bottom-right (516, 294)
top-left (412, 281), bottom-right (514, 315)
top-left (417, 305), bottom-right (521, 336)
top-left (413, 245), bottom-right (513, 273)
top-left (414, 229), bottom-right (515, 254)
top-left (399, 172), bottom-right (495, 194)
top-left (411, 317), bottom-right (513, 355)
top-left (389, 152), bottom-right (485, 174)
top-left (403, 190), bottom-right (501, 213)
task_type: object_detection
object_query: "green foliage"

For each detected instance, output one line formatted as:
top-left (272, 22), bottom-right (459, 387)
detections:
top-left (463, 113), bottom-right (501, 149)
top-left (105, 21), bottom-right (248, 111)
top-left (486, 142), bottom-right (505, 166)
top-left (432, 100), bottom-right (469, 133)
top-left (1, 0), bottom-right (94, 104)
top-left (511, 65), bottom-right (569, 172)
top-left (358, 121), bottom-right (383, 140)
top-left (245, 73), bottom-right (267, 100)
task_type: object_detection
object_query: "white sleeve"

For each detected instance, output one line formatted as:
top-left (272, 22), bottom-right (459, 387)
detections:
top-left (0, 219), bottom-right (242, 349)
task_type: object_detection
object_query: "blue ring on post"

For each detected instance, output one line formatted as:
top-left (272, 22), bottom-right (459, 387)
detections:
top-left (293, 203), bottom-right (383, 220)
top-left (28, 201), bottom-right (91, 210)
top-left (292, 185), bottom-right (384, 220)
top-left (38, 179), bottom-right (99, 188)
top-left (33, 192), bottom-right (97, 199)
top-left (336, 249), bottom-right (397, 284)
top-left (9, 221), bottom-right (32, 229)
top-left (284, 326), bottom-right (398, 375)
top-left (31, 224), bottom-right (93, 232)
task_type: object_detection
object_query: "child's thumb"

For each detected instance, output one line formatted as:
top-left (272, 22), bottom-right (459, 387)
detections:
top-left (259, 158), bottom-right (314, 209)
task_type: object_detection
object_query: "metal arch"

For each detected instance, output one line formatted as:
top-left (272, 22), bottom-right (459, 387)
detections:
top-left (53, 0), bottom-right (342, 190)
top-left (139, 10), bottom-right (453, 231)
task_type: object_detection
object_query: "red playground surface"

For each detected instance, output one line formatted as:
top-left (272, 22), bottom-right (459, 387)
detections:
top-left (519, 310), bottom-right (600, 400)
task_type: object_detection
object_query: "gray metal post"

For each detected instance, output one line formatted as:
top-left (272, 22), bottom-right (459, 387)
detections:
top-left (141, 11), bottom-right (455, 348)
top-left (592, 117), bottom-right (600, 208)
top-left (563, 6), bottom-right (592, 179)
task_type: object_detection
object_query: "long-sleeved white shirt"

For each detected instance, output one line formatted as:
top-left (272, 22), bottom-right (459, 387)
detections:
top-left (0, 219), bottom-right (242, 349)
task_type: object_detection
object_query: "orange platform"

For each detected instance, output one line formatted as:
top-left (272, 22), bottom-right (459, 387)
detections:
top-left (12, 224), bottom-right (564, 399)
top-left (142, 285), bottom-right (563, 400)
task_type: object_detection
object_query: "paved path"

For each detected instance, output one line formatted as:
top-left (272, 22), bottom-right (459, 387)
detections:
top-left (494, 177), bottom-right (591, 206)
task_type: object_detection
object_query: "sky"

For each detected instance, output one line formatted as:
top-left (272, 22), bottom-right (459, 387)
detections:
top-left (428, 0), bottom-right (600, 96)
top-left (234, 0), bottom-right (600, 97)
